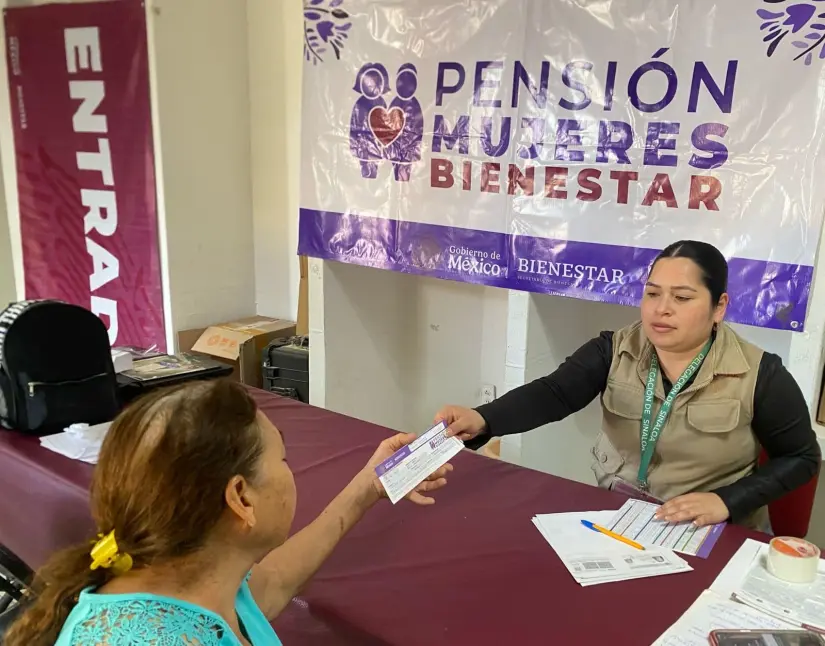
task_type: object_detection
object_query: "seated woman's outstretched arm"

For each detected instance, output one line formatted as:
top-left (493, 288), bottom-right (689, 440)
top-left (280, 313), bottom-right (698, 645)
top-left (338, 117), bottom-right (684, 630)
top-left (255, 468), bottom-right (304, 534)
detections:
top-left (248, 433), bottom-right (451, 619)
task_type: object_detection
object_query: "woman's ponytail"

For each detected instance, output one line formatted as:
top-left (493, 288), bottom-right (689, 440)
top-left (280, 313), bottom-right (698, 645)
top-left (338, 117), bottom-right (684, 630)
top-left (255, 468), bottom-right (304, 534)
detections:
top-left (5, 379), bottom-right (265, 644)
top-left (4, 541), bottom-right (110, 646)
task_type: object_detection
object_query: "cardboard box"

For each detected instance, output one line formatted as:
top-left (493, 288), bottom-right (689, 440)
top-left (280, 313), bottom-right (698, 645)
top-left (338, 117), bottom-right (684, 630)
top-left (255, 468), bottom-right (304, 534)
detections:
top-left (178, 316), bottom-right (296, 388)
top-left (297, 256), bottom-right (309, 336)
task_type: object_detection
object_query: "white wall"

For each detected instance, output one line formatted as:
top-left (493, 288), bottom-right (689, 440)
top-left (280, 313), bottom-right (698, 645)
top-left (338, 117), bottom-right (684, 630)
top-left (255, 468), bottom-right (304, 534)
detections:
top-left (310, 260), bottom-right (508, 434)
top-left (0, 168), bottom-right (14, 305)
top-left (148, 0), bottom-right (257, 335)
top-left (247, 0), bottom-right (303, 321)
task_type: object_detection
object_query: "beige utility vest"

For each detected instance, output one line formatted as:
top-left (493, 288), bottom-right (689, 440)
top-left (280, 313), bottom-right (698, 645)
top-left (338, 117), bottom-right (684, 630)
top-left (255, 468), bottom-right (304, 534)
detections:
top-left (591, 321), bottom-right (766, 527)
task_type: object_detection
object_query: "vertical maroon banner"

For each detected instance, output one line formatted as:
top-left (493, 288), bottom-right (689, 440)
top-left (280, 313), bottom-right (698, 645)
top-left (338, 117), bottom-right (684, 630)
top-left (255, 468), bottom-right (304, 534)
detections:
top-left (5, 0), bottom-right (166, 350)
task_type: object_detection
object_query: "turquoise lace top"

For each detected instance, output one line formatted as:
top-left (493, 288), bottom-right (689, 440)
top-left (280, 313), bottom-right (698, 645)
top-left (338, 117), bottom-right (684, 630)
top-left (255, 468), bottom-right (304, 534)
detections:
top-left (54, 574), bottom-right (282, 645)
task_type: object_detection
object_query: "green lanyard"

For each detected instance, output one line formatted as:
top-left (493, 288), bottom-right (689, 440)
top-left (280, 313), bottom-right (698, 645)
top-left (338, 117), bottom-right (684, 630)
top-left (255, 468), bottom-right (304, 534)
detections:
top-left (637, 339), bottom-right (712, 490)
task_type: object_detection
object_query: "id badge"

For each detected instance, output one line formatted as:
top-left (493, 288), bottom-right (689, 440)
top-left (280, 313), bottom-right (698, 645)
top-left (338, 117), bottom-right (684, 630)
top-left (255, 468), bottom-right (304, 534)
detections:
top-left (610, 477), bottom-right (664, 504)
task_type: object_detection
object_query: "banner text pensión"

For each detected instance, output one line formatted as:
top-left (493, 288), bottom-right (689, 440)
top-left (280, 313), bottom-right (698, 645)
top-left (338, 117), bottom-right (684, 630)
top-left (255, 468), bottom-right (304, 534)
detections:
top-left (427, 53), bottom-right (735, 210)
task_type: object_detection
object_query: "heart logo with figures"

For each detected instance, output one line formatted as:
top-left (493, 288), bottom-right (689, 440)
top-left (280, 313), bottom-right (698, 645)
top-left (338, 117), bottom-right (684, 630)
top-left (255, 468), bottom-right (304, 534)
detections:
top-left (368, 106), bottom-right (405, 147)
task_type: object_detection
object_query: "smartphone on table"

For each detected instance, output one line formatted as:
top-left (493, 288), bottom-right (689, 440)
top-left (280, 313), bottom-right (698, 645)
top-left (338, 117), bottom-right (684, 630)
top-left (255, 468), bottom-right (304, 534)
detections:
top-left (709, 630), bottom-right (825, 646)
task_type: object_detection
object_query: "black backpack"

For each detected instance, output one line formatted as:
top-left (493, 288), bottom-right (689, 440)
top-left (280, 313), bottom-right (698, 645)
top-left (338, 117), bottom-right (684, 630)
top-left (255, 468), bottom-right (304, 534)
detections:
top-left (0, 300), bottom-right (119, 435)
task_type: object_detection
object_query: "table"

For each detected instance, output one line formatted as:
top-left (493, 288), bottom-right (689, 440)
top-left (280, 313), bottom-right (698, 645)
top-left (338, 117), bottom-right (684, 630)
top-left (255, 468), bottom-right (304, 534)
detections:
top-left (0, 388), bottom-right (766, 645)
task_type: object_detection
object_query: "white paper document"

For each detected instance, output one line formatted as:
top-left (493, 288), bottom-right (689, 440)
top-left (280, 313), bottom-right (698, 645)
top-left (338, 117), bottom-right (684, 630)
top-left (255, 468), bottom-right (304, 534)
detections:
top-left (653, 589), bottom-right (796, 646)
top-left (710, 539), bottom-right (825, 633)
top-left (39, 421), bottom-right (111, 464)
top-left (374, 421), bottom-right (463, 504)
top-left (532, 511), bottom-right (693, 586)
top-left (608, 499), bottom-right (726, 558)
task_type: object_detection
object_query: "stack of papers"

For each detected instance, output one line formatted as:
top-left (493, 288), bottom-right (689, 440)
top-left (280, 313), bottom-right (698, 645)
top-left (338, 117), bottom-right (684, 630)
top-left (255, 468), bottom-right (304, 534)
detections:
top-left (40, 422), bottom-right (111, 464)
top-left (532, 511), bottom-right (693, 586)
top-left (607, 499), bottom-right (726, 559)
top-left (713, 539), bottom-right (825, 633)
top-left (653, 538), bottom-right (825, 644)
top-left (653, 589), bottom-right (796, 646)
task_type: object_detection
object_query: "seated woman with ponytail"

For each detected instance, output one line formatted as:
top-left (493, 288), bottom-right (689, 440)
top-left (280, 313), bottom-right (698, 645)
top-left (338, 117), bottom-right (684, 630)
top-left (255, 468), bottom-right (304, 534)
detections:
top-left (5, 380), bottom-right (452, 646)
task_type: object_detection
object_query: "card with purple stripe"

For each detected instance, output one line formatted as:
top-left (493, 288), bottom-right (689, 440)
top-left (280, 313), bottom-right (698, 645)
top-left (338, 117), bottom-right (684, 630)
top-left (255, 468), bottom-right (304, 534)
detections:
top-left (375, 421), bottom-right (463, 504)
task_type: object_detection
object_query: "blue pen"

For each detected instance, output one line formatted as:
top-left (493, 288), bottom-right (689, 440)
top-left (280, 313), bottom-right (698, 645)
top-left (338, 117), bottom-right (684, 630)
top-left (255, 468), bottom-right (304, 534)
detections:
top-left (581, 519), bottom-right (645, 550)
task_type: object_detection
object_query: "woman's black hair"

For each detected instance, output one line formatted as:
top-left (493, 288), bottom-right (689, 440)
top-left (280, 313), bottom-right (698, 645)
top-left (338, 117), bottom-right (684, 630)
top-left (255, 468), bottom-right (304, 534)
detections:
top-left (651, 240), bottom-right (728, 306)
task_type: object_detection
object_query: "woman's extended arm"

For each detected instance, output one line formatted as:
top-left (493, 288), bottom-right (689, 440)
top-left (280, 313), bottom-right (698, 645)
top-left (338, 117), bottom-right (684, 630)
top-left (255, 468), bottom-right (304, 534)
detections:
top-left (247, 434), bottom-right (451, 620)
top-left (463, 332), bottom-right (614, 448)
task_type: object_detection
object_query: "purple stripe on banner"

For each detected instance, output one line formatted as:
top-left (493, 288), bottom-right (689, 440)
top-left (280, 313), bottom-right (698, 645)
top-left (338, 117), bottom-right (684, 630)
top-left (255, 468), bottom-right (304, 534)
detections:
top-left (695, 522), bottom-right (726, 559)
top-left (298, 209), bottom-right (813, 331)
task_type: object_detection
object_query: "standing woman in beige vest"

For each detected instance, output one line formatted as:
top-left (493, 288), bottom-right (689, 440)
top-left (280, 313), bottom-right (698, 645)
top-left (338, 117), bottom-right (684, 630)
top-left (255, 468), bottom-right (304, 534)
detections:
top-left (435, 241), bottom-right (820, 529)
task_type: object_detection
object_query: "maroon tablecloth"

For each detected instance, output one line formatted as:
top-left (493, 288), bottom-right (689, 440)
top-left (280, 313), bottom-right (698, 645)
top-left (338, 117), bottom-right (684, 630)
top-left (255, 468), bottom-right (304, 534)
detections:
top-left (0, 389), bottom-right (765, 645)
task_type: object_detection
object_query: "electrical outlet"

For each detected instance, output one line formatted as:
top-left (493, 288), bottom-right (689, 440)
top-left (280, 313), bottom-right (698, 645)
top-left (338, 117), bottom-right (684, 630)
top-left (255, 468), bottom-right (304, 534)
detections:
top-left (480, 384), bottom-right (496, 405)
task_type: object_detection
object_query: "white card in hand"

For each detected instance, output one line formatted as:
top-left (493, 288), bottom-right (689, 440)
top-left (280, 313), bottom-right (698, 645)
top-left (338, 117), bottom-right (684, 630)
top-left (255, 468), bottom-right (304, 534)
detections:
top-left (374, 421), bottom-right (463, 504)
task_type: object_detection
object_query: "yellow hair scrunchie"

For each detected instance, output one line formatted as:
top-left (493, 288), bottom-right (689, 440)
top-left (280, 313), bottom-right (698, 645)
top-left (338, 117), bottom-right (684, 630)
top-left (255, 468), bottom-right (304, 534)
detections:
top-left (90, 530), bottom-right (133, 575)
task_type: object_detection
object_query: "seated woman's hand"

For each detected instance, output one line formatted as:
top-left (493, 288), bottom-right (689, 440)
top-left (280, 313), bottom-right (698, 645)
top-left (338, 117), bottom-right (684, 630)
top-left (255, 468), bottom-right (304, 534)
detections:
top-left (360, 433), bottom-right (453, 505)
top-left (655, 492), bottom-right (730, 527)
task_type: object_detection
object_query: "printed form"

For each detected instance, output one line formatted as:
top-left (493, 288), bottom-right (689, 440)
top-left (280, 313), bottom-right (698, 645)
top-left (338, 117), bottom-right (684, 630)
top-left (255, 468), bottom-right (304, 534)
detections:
top-left (532, 511), bottom-right (692, 586)
top-left (652, 589), bottom-right (796, 646)
top-left (375, 421), bottom-right (463, 504)
top-left (608, 499), bottom-right (725, 558)
top-left (710, 539), bottom-right (825, 633)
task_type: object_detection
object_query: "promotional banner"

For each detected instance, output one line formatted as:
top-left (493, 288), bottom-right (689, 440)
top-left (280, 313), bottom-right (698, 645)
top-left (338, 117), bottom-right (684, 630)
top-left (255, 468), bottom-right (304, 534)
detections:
top-left (298, 0), bottom-right (825, 331)
top-left (5, 0), bottom-right (166, 349)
